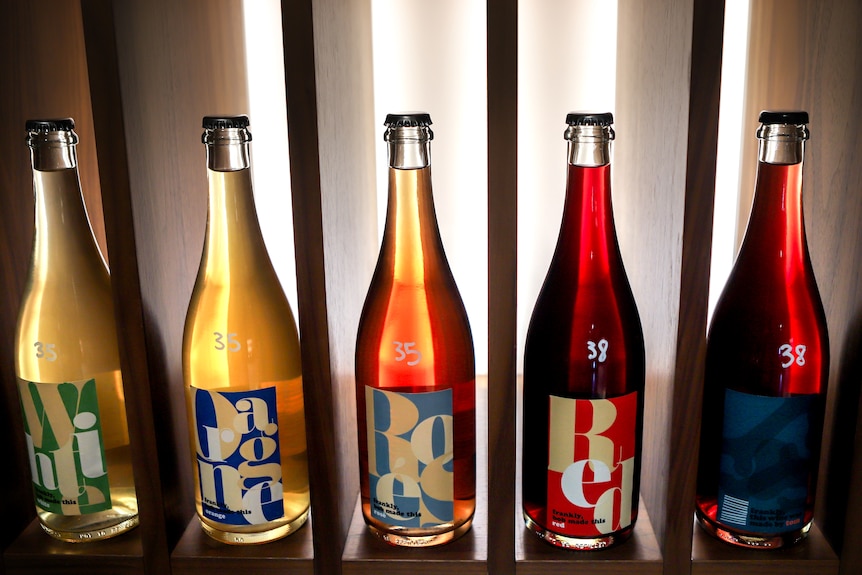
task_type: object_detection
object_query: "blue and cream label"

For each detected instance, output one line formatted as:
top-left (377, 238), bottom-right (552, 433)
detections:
top-left (191, 386), bottom-right (285, 526)
top-left (717, 388), bottom-right (815, 533)
top-left (18, 378), bottom-right (112, 516)
top-left (366, 386), bottom-right (454, 528)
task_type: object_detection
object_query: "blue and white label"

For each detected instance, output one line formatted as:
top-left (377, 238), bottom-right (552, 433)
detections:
top-left (366, 386), bottom-right (454, 528)
top-left (716, 388), bottom-right (816, 534)
top-left (191, 386), bottom-right (284, 526)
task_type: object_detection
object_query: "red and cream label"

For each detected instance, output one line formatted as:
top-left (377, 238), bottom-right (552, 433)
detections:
top-left (546, 392), bottom-right (637, 536)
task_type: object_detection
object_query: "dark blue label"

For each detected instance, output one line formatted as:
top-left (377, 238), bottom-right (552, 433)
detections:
top-left (192, 386), bottom-right (284, 526)
top-left (716, 389), bottom-right (815, 534)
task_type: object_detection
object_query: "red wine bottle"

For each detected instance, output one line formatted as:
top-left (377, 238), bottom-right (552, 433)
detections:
top-left (355, 113), bottom-right (476, 547)
top-left (522, 112), bottom-right (645, 550)
top-left (695, 110), bottom-right (829, 549)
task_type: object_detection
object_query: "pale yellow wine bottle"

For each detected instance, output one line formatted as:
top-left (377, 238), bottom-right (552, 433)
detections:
top-left (14, 118), bottom-right (139, 542)
top-left (182, 115), bottom-right (309, 544)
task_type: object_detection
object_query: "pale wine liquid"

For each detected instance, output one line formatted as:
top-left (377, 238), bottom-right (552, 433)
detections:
top-left (16, 168), bottom-right (139, 541)
top-left (183, 169), bottom-right (309, 544)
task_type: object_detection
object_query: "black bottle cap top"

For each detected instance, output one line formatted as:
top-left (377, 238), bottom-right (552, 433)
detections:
top-left (384, 113), bottom-right (432, 128)
top-left (566, 112), bottom-right (614, 126)
top-left (26, 118), bottom-right (75, 132)
top-left (759, 110), bottom-right (808, 125)
top-left (202, 115), bottom-right (250, 129)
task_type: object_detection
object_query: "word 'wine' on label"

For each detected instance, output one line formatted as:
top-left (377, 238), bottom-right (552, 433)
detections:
top-left (366, 386), bottom-right (454, 528)
top-left (18, 378), bottom-right (112, 515)
top-left (191, 386), bottom-right (285, 526)
top-left (546, 392), bottom-right (637, 537)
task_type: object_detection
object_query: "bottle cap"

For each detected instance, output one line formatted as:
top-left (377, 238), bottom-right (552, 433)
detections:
top-left (758, 110), bottom-right (809, 125)
top-left (384, 113), bottom-right (432, 128)
top-left (564, 111), bottom-right (615, 145)
top-left (203, 115), bottom-right (250, 130)
top-left (26, 118), bottom-right (75, 132)
top-left (566, 112), bottom-right (614, 127)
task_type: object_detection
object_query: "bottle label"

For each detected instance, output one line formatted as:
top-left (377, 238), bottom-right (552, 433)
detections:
top-left (546, 392), bottom-right (637, 537)
top-left (17, 379), bottom-right (112, 515)
top-left (365, 386), bottom-right (454, 528)
top-left (716, 389), bottom-right (815, 533)
top-left (190, 386), bottom-right (285, 526)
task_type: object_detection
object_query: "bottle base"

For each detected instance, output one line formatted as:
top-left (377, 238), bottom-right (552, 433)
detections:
top-left (198, 508), bottom-right (309, 545)
top-left (365, 517), bottom-right (474, 548)
top-left (39, 513), bottom-right (140, 543)
top-left (523, 512), bottom-right (633, 550)
top-left (695, 508), bottom-right (811, 549)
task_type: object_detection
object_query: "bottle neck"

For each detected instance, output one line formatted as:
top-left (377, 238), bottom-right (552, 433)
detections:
top-left (29, 138), bottom-right (106, 276)
top-left (740, 126), bottom-right (808, 273)
top-left (201, 137), bottom-right (270, 280)
top-left (742, 154), bottom-right (806, 270)
top-left (558, 161), bottom-right (618, 276)
top-left (382, 163), bottom-right (443, 284)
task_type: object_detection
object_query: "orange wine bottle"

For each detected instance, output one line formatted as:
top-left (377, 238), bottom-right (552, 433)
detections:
top-left (15, 119), bottom-right (139, 541)
top-left (355, 113), bottom-right (476, 547)
top-left (696, 111), bottom-right (829, 548)
top-left (182, 115), bottom-right (309, 544)
top-left (522, 112), bottom-right (645, 550)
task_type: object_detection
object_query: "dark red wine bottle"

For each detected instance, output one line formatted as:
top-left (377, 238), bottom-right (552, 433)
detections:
top-left (355, 113), bottom-right (476, 547)
top-left (522, 112), bottom-right (645, 550)
top-left (695, 110), bottom-right (829, 549)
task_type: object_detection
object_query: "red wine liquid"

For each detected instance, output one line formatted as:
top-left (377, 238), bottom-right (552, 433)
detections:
top-left (696, 161), bottom-right (828, 547)
top-left (356, 166), bottom-right (475, 546)
top-left (522, 163), bottom-right (645, 549)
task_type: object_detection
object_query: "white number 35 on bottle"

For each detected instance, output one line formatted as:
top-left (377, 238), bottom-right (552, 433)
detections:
top-left (393, 341), bottom-right (422, 366)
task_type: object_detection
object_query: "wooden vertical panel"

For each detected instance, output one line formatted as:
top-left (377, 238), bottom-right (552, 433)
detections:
top-left (615, 1), bottom-right (701, 574)
top-left (666, 1), bottom-right (726, 574)
top-left (487, 0), bottom-right (517, 573)
top-left (108, 0), bottom-right (250, 554)
top-left (282, 0), bottom-right (377, 572)
top-left (0, 0), bottom-right (109, 568)
top-left (79, 0), bottom-right (172, 572)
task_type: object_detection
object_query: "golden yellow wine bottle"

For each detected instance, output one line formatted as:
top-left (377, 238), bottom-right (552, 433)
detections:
top-left (15, 118), bottom-right (139, 542)
top-left (182, 115), bottom-right (309, 544)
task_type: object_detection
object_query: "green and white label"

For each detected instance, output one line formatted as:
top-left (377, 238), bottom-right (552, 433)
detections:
top-left (18, 379), bottom-right (112, 515)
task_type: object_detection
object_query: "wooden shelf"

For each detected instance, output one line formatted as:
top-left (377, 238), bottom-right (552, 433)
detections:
top-left (515, 504), bottom-right (663, 575)
top-left (3, 520), bottom-right (144, 575)
top-left (170, 515), bottom-right (314, 575)
top-left (691, 519), bottom-right (838, 575)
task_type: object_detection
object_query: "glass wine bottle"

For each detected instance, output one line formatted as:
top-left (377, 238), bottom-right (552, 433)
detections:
top-left (182, 115), bottom-right (309, 544)
top-left (355, 112), bottom-right (476, 547)
top-left (521, 112), bottom-right (645, 550)
top-left (15, 118), bottom-right (139, 542)
top-left (695, 111), bottom-right (829, 549)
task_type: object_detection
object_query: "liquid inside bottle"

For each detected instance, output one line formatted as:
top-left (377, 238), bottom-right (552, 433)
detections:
top-left (355, 113), bottom-right (476, 547)
top-left (695, 111), bottom-right (829, 549)
top-left (182, 115), bottom-right (309, 544)
top-left (15, 118), bottom-right (139, 542)
top-left (521, 112), bottom-right (645, 550)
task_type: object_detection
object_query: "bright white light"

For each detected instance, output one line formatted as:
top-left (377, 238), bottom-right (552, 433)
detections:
top-left (371, 0), bottom-right (489, 374)
top-left (242, 0), bottom-right (298, 314)
top-left (709, 0), bottom-right (751, 322)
